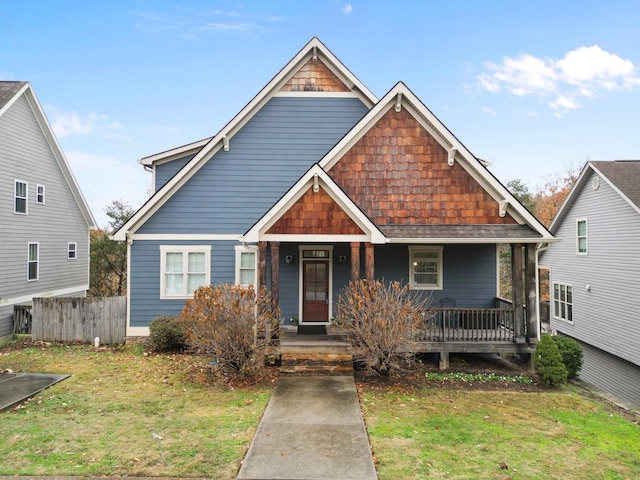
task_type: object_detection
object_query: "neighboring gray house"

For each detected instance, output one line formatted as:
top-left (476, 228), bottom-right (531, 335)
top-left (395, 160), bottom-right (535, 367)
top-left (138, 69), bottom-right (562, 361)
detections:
top-left (542, 160), bottom-right (640, 410)
top-left (0, 81), bottom-right (96, 344)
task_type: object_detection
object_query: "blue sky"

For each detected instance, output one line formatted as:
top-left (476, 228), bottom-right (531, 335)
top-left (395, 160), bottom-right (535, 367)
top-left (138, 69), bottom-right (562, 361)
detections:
top-left (2, 1), bottom-right (639, 227)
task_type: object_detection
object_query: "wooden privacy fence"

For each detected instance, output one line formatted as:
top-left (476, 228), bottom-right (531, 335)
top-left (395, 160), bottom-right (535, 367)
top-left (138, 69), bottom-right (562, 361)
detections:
top-left (32, 297), bottom-right (126, 344)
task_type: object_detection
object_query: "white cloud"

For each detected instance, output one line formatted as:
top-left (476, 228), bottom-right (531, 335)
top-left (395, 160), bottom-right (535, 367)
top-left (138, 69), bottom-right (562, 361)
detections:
top-left (481, 106), bottom-right (497, 116)
top-left (478, 45), bottom-right (640, 116)
top-left (342, 3), bottom-right (353, 14)
top-left (47, 107), bottom-right (123, 139)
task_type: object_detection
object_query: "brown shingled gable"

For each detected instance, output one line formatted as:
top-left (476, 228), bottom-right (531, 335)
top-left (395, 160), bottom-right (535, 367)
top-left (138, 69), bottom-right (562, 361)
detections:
top-left (281, 58), bottom-right (350, 92)
top-left (266, 186), bottom-right (364, 235)
top-left (328, 107), bottom-right (517, 226)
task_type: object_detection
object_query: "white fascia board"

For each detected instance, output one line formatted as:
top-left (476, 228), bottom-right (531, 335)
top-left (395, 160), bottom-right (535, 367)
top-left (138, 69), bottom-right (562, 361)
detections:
top-left (0, 82), bottom-right (29, 117)
top-left (320, 82), bottom-right (553, 241)
top-left (0, 284), bottom-right (90, 307)
top-left (243, 165), bottom-right (386, 244)
top-left (139, 138), bottom-right (211, 166)
top-left (261, 234), bottom-right (371, 243)
top-left (22, 84), bottom-right (98, 230)
top-left (548, 162), bottom-right (593, 233)
top-left (590, 163), bottom-right (640, 217)
top-left (130, 233), bottom-right (242, 241)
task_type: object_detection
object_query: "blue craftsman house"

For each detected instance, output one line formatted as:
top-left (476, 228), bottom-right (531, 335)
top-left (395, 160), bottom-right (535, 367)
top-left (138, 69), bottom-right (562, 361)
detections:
top-left (114, 38), bottom-right (554, 363)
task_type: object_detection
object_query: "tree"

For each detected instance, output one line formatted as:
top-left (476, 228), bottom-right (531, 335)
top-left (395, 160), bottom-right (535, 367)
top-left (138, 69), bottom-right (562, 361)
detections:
top-left (533, 164), bottom-right (582, 227)
top-left (506, 178), bottom-right (536, 214)
top-left (89, 200), bottom-right (134, 297)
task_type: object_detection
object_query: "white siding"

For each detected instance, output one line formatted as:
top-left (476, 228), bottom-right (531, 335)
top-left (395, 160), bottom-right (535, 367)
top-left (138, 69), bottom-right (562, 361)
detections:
top-left (0, 94), bottom-right (90, 336)
top-left (545, 170), bottom-right (640, 367)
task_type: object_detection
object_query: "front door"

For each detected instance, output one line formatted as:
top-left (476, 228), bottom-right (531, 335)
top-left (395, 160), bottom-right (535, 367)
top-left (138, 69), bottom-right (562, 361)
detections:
top-left (302, 260), bottom-right (329, 322)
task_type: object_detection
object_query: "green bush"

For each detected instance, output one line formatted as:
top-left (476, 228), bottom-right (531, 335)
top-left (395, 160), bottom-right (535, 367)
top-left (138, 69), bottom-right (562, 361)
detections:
top-left (148, 315), bottom-right (187, 352)
top-left (535, 334), bottom-right (568, 387)
top-left (553, 335), bottom-right (583, 378)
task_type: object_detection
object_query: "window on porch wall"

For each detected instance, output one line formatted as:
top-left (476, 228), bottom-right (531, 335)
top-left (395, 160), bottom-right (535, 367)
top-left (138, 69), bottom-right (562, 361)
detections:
top-left (408, 246), bottom-right (443, 290)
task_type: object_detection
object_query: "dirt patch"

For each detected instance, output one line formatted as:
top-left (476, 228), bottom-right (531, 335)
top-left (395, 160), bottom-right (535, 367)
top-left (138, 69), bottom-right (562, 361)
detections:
top-left (355, 352), bottom-right (546, 393)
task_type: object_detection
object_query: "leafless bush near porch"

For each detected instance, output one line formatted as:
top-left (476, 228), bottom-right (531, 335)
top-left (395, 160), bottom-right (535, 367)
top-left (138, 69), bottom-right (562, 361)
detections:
top-left (180, 284), bottom-right (280, 380)
top-left (334, 280), bottom-right (426, 375)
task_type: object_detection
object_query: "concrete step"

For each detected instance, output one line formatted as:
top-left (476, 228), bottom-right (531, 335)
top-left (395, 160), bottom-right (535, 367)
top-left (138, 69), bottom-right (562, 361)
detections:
top-left (279, 364), bottom-right (354, 375)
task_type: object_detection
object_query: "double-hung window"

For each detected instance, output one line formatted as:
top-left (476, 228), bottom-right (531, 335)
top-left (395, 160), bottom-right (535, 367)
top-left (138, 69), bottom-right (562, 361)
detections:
top-left (235, 246), bottom-right (257, 286)
top-left (408, 246), bottom-right (443, 290)
top-left (553, 282), bottom-right (573, 322)
top-left (68, 242), bottom-right (77, 259)
top-left (27, 242), bottom-right (39, 281)
top-left (15, 180), bottom-right (27, 214)
top-left (576, 219), bottom-right (587, 254)
top-left (160, 245), bottom-right (211, 298)
top-left (37, 185), bottom-right (45, 204)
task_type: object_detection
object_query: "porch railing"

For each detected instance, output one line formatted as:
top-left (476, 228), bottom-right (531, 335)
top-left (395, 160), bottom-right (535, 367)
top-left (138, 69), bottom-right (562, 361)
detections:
top-left (421, 298), bottom-right (515, 342)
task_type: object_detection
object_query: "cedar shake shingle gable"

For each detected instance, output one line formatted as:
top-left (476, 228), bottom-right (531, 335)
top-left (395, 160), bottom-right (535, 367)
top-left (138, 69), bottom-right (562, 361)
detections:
top-left (591, 160), bottom-right (640, 210)
top-left (328, 106), bottom-right (518, 227)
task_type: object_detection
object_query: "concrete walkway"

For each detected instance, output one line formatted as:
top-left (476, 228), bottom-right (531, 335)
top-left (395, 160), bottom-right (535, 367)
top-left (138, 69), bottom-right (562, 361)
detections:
top-left (237, 375), bottom-right (377, 480)
top-left (0, 373), bottom-right (69, 411)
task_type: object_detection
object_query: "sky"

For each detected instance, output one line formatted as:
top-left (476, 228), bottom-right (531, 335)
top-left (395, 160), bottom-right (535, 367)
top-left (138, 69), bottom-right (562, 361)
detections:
top-left (1, 1), bottom-right (639, 228)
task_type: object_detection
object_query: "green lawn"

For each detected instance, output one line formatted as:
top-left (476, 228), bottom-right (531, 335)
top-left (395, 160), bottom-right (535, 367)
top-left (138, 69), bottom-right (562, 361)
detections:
top-left (1, 340), bottom-right (638, 479)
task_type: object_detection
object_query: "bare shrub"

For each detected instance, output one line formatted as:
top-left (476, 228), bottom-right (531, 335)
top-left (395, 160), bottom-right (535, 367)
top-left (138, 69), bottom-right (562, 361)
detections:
top-left (180, 284), bottom-right (280, 380)
top-left (334, 280), bottom-right (426, 375)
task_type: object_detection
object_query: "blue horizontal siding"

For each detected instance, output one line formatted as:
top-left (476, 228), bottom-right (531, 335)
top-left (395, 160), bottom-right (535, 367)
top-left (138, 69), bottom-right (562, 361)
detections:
top-left (154, 154), bottom-right (195, 190)
top-left (129, 239), bottom-right (238, 328)
top-left (138, 97), bottom-right (369, 234)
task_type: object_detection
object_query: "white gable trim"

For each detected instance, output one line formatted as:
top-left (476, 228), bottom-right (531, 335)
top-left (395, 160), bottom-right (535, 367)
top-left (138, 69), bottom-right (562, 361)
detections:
top-left (590, 163), bottom-right (640, 217)
top-left (1, 83), bottom-right (97, 230)
top-left (318, 82), bottom-right (553, 240)
top-left (243, 165), bottom-right (386, 244)
top-left (139, 138), bottom-right (211, 167)
top-left (114, 38), bottom-right (378, 242)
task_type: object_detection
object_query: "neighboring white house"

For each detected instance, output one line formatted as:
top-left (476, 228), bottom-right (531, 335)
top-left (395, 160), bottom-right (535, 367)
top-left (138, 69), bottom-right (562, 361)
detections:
top-left (541, 160), bottom-right (640, 410)
top-left (0, 81), bottom-right (96, 344)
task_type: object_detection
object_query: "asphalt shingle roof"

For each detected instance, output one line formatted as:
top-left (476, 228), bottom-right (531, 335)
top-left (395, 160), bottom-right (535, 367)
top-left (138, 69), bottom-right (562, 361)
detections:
top-left (0, 81), bottom-right (27, 110)
top-left (591, 160), bottom-right (640, 210)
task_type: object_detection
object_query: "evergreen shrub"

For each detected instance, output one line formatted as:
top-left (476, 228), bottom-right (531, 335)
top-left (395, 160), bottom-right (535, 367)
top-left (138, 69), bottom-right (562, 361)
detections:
top-left (535, 334), bottom-right (568, 387)
top-left (554, 335), bottom-right (583, 378)
top-left (148, 315), bottom-right (187, 352)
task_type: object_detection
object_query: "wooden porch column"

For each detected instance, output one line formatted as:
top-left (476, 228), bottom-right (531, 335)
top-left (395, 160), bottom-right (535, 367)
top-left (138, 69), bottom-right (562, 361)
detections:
top-left (364, 243), bottom-right (374, 281)
top-left (350, 242), bottom-right (361, 284)
top-left (525, 243), bottom-right (538, 344)
top-left (270, 242), bottom-right (280, 310)
top-left (258, 241), bottom-right (267, 291)
top-left (511, 243), bottom-right (526, 344)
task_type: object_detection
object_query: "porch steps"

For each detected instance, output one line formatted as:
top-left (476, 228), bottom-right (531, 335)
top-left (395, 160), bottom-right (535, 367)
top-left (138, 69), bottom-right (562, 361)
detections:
top-left (278, 326), bottom-right (354, 376)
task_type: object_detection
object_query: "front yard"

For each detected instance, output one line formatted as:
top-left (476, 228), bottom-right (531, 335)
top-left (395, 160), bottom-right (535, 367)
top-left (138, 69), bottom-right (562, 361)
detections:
top-left (1, 339), bottom-right (638, 479)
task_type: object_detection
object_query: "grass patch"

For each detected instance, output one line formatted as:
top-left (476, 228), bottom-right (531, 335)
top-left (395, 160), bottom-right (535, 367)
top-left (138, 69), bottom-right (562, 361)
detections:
top-left (0, 341), bottom-right (273, 479)
top-left (361, 385), bottom-right (640, 479)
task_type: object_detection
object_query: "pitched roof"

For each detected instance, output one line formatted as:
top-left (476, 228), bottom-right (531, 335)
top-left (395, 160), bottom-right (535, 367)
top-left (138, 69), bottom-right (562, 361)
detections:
top-left (114, 37), bottom-right (376, 240)
top-left (0, 81), bottom-right (97, 229)
top-left (549, 160), bottom-right (640, 233)
top-left (591, 160), bottom-right (640, 210)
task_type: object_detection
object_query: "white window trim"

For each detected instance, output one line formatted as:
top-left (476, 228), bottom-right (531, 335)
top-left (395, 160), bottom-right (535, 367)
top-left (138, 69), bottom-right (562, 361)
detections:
top-left (36, 184), bottom-right (45, 204)
top-left (235, 245), bottom-right (258, 287)
top-left (27, 242), bottom-right (39, 281)
top-left (68, 242), bottom-right (77, 260)
top-left (552, 282), bottom-right (574, 324)
top-left (159, 245), bottom-right (211, 299)
top-left (14, 180), bottom-right (28, 215)
top-left (576, 218), bottom-right (588, 255)
top-left (408, 245), bottom-right (443, 290)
